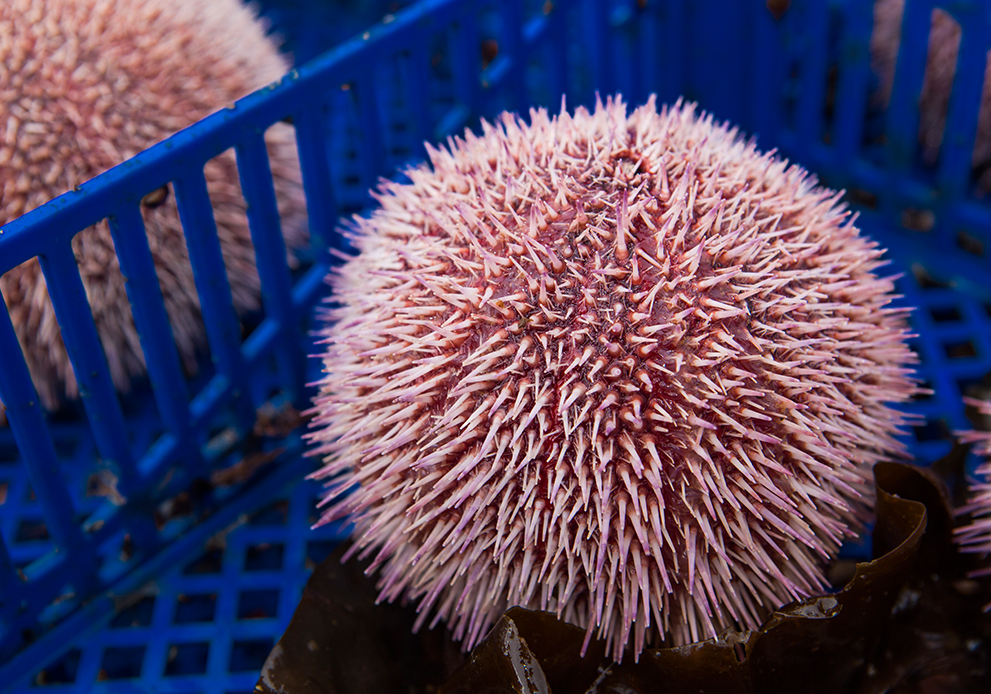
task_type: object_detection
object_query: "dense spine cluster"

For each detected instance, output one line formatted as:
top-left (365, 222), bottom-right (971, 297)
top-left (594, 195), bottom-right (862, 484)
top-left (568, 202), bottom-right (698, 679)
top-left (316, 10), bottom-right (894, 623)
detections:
top-left (0, 0), bottom-right (307, 420)
top-left (955, 398), bottom-right (991, 593)
top-left (309, 97), bottom-right (919, 660)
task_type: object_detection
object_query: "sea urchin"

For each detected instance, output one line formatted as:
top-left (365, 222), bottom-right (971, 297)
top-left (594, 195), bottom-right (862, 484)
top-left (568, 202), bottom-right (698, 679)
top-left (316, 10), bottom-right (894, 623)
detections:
top-left (955, 397), bottom-right (991, 592)
top-left (308, 96), bottom-right (920, 661)
top-left (0, 0), bottom-right (307, 422)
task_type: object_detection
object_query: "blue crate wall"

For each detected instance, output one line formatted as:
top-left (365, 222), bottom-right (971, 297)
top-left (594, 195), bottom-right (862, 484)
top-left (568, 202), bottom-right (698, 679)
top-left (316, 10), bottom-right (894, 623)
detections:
top-left (0, 1), bottom-right (694, 689)
top-left (2, 0), bottom-right (991, 691)
top-left (746, 0), bottom-right (991, 468)
top-left (254, 1), bottom-right (416, 66)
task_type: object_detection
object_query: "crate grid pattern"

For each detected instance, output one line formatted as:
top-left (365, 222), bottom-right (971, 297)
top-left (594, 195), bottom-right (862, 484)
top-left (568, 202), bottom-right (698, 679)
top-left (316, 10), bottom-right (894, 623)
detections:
top-left (26, 481), bottom-right (343, 693)
top-left (2, 0), bottom-right (991, 690)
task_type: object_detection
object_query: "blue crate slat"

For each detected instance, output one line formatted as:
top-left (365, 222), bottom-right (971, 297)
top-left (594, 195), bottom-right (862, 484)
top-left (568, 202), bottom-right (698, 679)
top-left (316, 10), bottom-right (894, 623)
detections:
top-left (498, 0), bottom-right (528, 113)
top-left (543, 5), bottom-right (569, 107)
top-left (936, 7), bottom-right (987, 199)
top-left (172, 172), bottom-right (256, 434)
top-left (0, 311), bottom-right (86, 557)
top-left (450, 8), bottom-right (484, 120)
top-left (833, 0), bottom-right (874, 163)
top-left (750, 2), bottom-right (786, 142)
top-left (234, 134), bottom-right (305, 404)
top-left (796, 0), bottom-right (830, 149)
top-left (0, 535), bottom-right (16, 597)
top-left (404, 43), bottom-right (436, 153)
top-left (658, 0), bottom-right (686, 105)
top-left (38, 248), bottom-right (140, 494)
top-left (583, 0), bottom-right (612, 101)
top-left (106, 205), bottom-right (196, 448)
top-left (293, 106), bottom-right (340, 257)
top-left (886, 0), bottom-right (933, 174)
top-left (357, 78), bottom-right (387, 191)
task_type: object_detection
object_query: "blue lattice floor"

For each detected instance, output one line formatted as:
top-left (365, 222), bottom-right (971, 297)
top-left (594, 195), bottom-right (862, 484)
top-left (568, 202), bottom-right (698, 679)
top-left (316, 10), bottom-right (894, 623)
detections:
top-left (14, 477), bottom-right (344, 693)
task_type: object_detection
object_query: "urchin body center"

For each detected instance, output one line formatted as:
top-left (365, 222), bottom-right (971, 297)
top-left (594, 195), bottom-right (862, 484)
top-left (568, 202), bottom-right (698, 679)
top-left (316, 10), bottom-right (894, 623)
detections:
top-left (400, 172), bottom-right (793, 524)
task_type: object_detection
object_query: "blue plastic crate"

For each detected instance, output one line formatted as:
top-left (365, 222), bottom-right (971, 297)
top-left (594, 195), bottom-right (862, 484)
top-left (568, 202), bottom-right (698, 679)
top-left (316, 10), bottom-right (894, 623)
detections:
top-left (2, 0), bottom-right (991, 691)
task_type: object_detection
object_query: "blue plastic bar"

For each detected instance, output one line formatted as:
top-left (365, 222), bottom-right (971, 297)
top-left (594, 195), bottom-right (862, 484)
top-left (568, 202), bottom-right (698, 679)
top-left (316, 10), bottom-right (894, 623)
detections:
top-left (796, 0), bottom-right (830, 151)
top-left (357, 76), bottom-right (387, 190)
top-left (450, 7), bottom-right (483, 119)
top-left (544, 4), bottom-right (568, 106)
top-left (0, 304), bottom-right (89, 567)
top-left (584, 0), bottom-right (611, 100)
top-left (633, 3), bottom-right (658, 107)
top-left (521, 13), bottom-right (551, 101)
top-left (885, 0), bottom-right (933, 171)
top-left (750, 0), bottom-right (785, 140)
top-left (936, 7), bottom-right (986, 199)
top-left (611, 2), bottom-right (640, 103)
top-left (172, 171), bottom-right (256, 433)
top-left (107, 204), bottom-right (197, 449)
top-left (833, 0), bottom-right (874, 163)
top-left (657, 0), bottom-right (686, 107)
top-left (38, 247), bottom-right (139, 495)
top-left (404, 43), bottom-right (435, 148)
top-left (0, 534), bottom-right (16, 599)
top-left (235, 134), bottom-right (304, 401)
top-left (293, 105), bottom-right (340, 257)
top-left (499, 0), bottom-right (528, 113)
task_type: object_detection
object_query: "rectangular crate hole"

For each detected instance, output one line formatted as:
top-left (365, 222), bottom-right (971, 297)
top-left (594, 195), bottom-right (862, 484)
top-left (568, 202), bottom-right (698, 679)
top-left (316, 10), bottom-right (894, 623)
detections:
top-left (238, 589), bottom-right (280, 620)
top-left (164, 642), bottom-right (210, 677)
top-left (957, 376), bottom-right (988, 399)
top-left (912, 264), bottom-right (952, 290)
top-left (174, 593), bottom-right (217, 624)
top-left (957, 229), bottom-right (985, 256)
top-left (944, 340), bottom-right (978, 359)
top-left (0, 443), bottom-right (18, 464)
top-left (0, 480), bottom-right (7, 504)
top-left (847, 188), bottom-right (878, 209)
top-left (183, 548), bottom-right (223, 575)
top-left (16, 518), bottom-right (50, 542)
top-left (33, 649), bottom-right (81, 686)
top-left (98, 646), bottom-right (145, 680)
top-left (51, 436), bottom-right (80, 460)
top-left (913, 419), bottom-right (950, 443)
top-left (901, 208), bottom-right (935, 232)
top-left (930, 305), bottom-right (963, 322)
top-left (244, 543), bottom-right (284, 571)
top-left (911, 380), bottom-right (935, 401)
top-left (111, 595), bottom-right (155, 628)
top-left (229, 639), bottom-right (273, 673)
top-left (249, 499), bottom-right (290, 526)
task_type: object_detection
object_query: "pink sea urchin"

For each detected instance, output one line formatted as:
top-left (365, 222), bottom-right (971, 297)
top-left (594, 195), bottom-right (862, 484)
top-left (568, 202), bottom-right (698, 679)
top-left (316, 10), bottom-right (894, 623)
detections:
top-left (955, 397), bottom-right (991, 592)
top-left (308, 96), bottom-right (920, 661)
top-left (0, 0), bottom-right (307, 421)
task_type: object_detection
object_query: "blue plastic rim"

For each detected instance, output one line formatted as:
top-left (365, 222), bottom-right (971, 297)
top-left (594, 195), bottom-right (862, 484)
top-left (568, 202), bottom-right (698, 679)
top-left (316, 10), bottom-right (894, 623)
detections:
top-left (2, 0), bottom-right (991, 690)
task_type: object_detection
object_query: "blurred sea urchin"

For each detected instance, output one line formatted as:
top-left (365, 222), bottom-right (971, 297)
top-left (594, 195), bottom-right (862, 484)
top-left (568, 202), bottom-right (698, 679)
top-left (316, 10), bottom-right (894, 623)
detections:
top-left (308, 96), bottom-right (921, 661)
top-left (0, 0), bottom-right (307, 422)
top-left (956, 397), bottom-right (991, 593)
